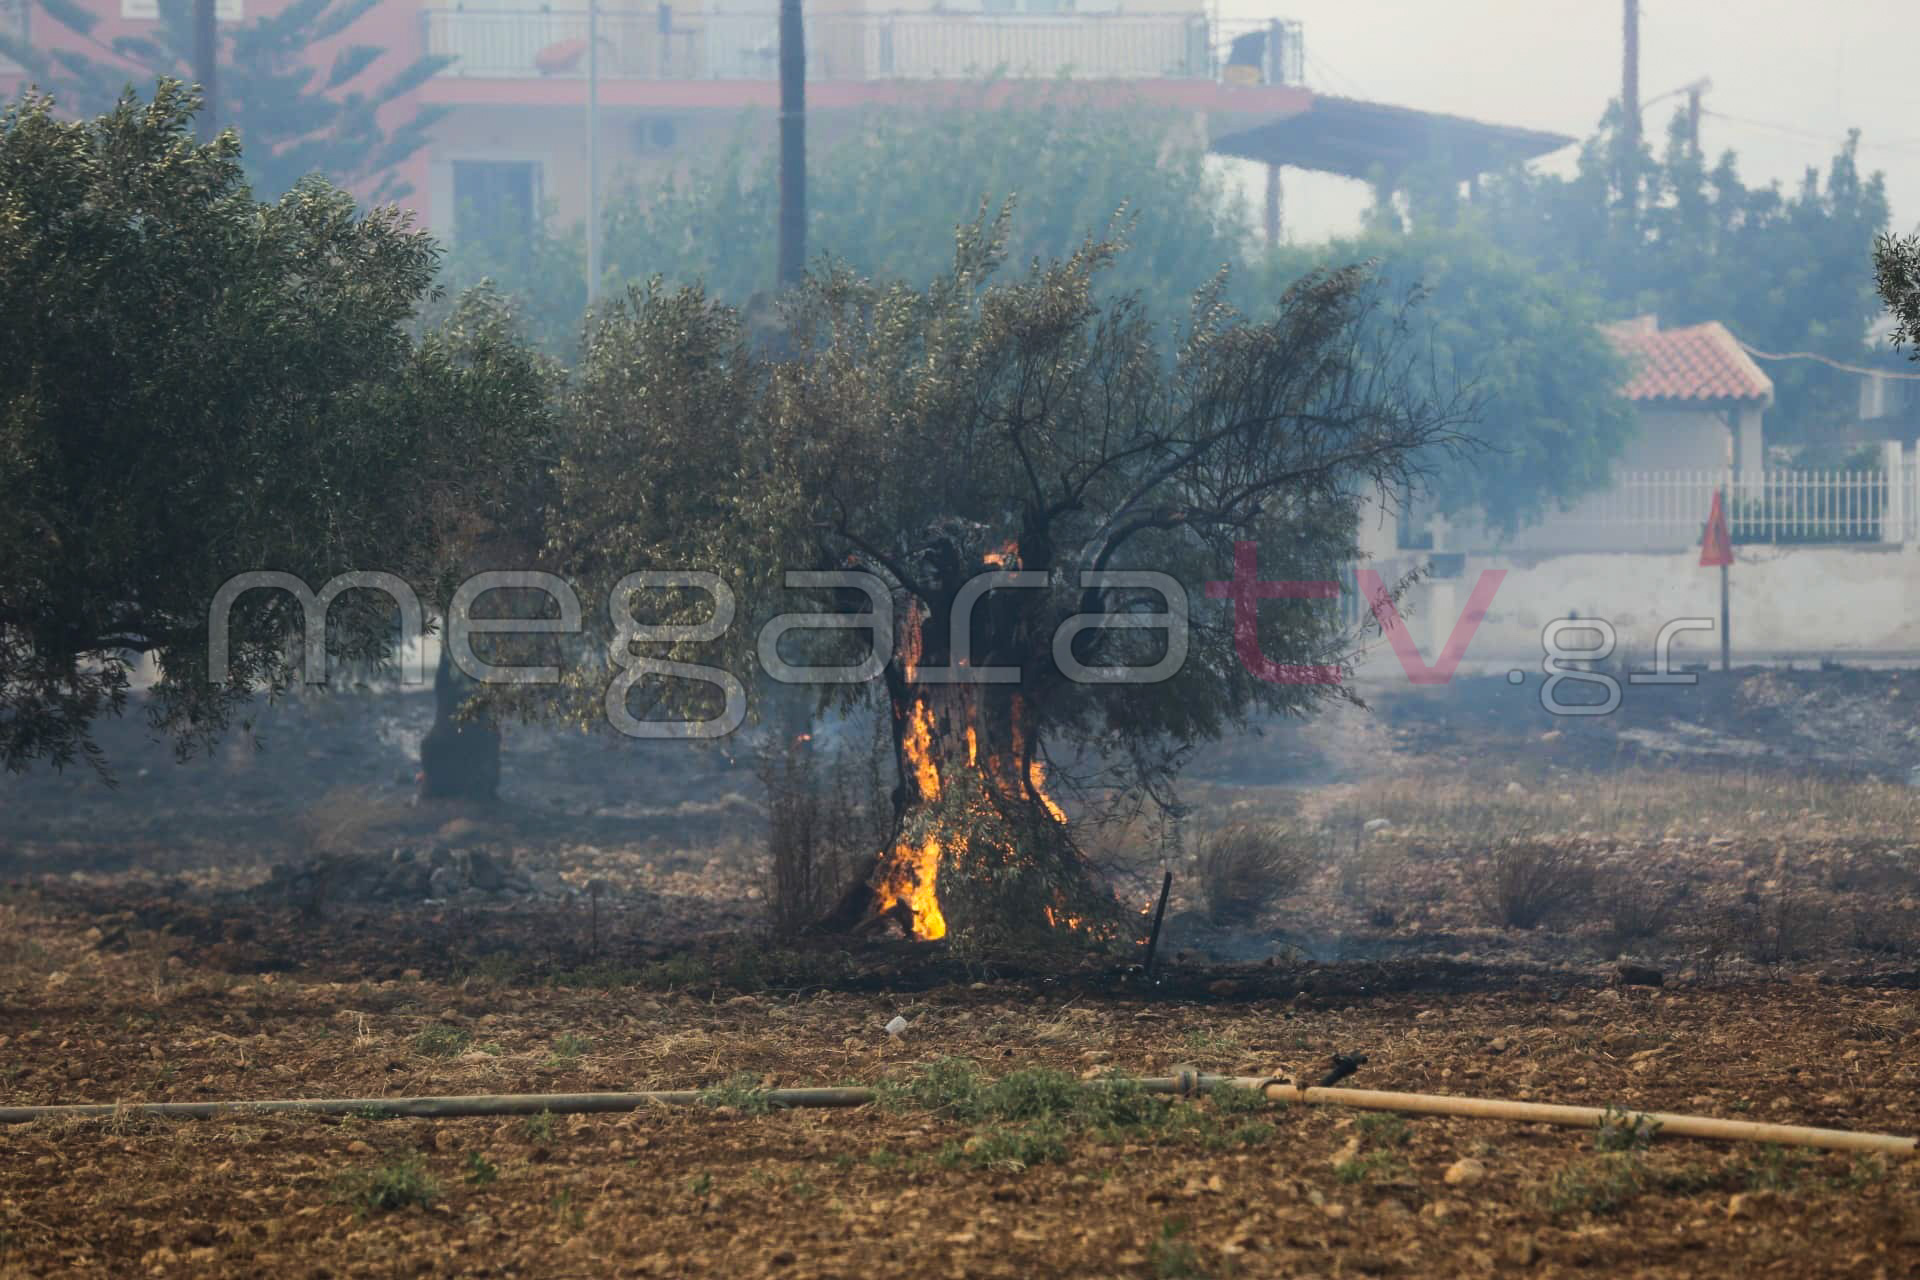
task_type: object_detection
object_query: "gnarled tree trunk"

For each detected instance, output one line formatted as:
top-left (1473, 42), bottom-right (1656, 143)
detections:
top-left (418, 642), bottom-right (500, 804)
top-left (818, 540), bottom-right (1111, 943)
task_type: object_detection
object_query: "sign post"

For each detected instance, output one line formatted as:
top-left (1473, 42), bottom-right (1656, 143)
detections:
top-left (1700, 486), bottom-right (1733, 671)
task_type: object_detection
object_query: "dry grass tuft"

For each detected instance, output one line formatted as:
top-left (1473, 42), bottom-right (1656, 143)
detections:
top-left (1469, 837), bottom-right (1593, 930)
top-left (1194, 823), bottom-right (1315, 926)
top-left (295, 784), bottom-right (414, 858)
top-left (1594, 876), bottom-right (1681, 958)
top-left (761, 711), bottom-right (893, 938)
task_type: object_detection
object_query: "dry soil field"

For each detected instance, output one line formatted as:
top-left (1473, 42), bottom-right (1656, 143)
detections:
top-left (2, 673), bottom-right (1918, 1278)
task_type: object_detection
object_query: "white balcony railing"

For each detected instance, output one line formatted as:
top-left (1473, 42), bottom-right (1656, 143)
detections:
top-left (420, 8), bottom-right (1303, 85)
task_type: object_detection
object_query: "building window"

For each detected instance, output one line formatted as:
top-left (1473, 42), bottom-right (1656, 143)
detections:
top-left (452, 160), bottom-right (540, 246)
top-left (121, 0), bottom-right (242, 19)
top-left (631, 116), bottom-right (677, 149)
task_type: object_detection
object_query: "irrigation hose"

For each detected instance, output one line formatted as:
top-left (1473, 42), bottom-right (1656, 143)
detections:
top-left (0, 1074), bottom-right (1912, 1156)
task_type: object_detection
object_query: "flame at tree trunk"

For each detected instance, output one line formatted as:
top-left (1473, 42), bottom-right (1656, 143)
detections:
top-left (871, 698), bottom-right (949, 939)
top-left (867, 685), bottom-right (1089, 942)
top-left (818, 544), bottom-right (1114, 943)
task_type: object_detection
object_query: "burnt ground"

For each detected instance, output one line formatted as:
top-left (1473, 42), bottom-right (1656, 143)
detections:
top-left (2, 669), bottom-right (1919, 1277)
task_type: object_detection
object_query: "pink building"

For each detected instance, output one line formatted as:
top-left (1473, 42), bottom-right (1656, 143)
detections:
top-left (2, 0), bottom-right (1567, 245)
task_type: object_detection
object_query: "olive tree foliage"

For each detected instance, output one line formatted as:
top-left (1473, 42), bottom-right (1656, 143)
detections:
top-left (0, 85), bottom-right (553, 775)
top-left (1878, 229), bottom-right (1920, 358)
top-left (1261, 226), bottom-right (1633, 535)
top-left (544, 211), bottom-right (1470, 930)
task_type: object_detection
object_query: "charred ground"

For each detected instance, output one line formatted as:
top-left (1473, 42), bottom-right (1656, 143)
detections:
top-left (2, 668), bottom-right (1919, 1276)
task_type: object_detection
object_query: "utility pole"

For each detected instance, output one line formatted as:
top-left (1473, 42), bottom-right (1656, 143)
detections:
top-left (777, 0), bottom-right (805, 288)
top-left (1263, 163), bottom-right (1281, 249)
top-left (586, 0), bottom-right (601, 305)
top-left (1619, 0), bottom-right (1639, 191)
top-left (193, 0), bottom-right (217, 141)
top-left (1683, 77), bottom-right (1712, 157)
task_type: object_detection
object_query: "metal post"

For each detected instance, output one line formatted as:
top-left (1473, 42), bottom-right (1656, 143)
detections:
top-left (1263, 163), bottom-right (1281, 248)
top-left (586, 0), bottom-right (601, 305)
top-left (1728, 485), bottom-right (1743, 675)
top-left (1883, 440), bottom-right (1905, 546)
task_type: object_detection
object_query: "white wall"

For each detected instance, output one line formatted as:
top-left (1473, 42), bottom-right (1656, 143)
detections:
top-left (1362, 543), bottom-right (1920, 672)
top-left (1423, 404), bottom-right (1739, 556)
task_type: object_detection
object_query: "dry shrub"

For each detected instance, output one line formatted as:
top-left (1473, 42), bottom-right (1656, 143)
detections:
top-left (1850, 898), bottom-right (1920, 958)
top-left (1595, 876), bottom-right (1680, 958)
top-left (1469, 837), bottom-right (1593, 930)
top-left (1333, 821), bottom-right (1408, 917)
top-left (1194, 823), bottom-right (1315, 926)
top-left (761, 712), bottom-right (893, 938)
top-left (295, 784), bottom-right (414, 857)
top-left (1729, 882), bottom-right (1829, 968)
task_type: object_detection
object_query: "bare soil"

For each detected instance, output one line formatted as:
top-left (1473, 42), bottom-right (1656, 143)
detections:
top-left (2, 673), bottom-right (1919, 1277)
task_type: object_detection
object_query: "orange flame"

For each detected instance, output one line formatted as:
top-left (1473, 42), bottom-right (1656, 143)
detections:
top-left (872, 698), bottom-right (948, 940)
top-left (870, 682), bottom-right (1075, 941)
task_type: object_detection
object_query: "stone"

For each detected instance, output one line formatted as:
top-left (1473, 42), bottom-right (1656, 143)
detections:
top-left (428, 865), bottom-right (462, 899)
top-left (1443, 1158), bottom-right (1486, 1187)
top-left (467, 849), bottom-right (505, 892)
top-left (1727, 1190), bottom-right (1782, 1220)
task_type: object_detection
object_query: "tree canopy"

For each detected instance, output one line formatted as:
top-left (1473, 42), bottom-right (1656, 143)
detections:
top-left (1379, 107), bottom-right (1889, 442)
top-left (0, 84), bottom-right (550, 774)
top-left (545, 212), bottom-right (1469, 941)
top-left (1, 0), bottom-right (450, 201)
top-left (1878, 228), bottom-right (1920, 359)
top-left (1261, 226), bottom-right (1632, 534)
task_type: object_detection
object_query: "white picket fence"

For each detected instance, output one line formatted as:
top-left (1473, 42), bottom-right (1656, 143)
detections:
top-left (1589, 468), bottom-right (1896, 546)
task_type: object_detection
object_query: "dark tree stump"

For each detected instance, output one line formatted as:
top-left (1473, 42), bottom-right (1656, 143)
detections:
top-left (418, 644), bottom-right (499, 804)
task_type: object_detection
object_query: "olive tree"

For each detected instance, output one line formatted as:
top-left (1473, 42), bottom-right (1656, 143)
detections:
top-left (0, 85), bottom-right (551, 776)
top-left (1878, 229), bottom-right (1920, 357)
top-left (548, 211), bottom-right (1470, 946)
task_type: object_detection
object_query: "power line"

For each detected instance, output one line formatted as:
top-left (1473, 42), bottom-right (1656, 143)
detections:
top-left (1703, 108), bottom-right (1920, 155)
top-left (1303, 50), bottom-right (1368, 100)
top-left (1732, 335), bottom-right (1920, 381)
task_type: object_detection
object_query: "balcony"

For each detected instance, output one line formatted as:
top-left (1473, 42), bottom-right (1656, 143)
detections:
top-left (420, 7), bottom-right (1303, 85)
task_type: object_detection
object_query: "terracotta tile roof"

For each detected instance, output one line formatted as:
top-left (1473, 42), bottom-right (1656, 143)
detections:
top-left (1607, 320), bottom-right (1774, 406)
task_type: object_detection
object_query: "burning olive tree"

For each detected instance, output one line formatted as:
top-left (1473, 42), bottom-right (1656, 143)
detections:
top-left (552, 211), bottom-right (1470, 946)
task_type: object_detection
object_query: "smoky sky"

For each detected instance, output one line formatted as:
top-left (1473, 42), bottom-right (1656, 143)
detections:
top-left (1217, 0), bottom-right (1920, 247)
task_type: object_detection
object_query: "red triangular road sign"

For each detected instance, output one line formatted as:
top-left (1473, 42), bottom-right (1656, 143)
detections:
top-left (1700, 489), bottom-right (1732, 568)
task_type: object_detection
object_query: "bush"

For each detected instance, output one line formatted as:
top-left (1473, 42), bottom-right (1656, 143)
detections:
top-left (1470, 837), bottom-right (1593, 930)
top-left (335, 1154), bottom-right (438, 1215)
top-left (1730, 882), bottom-right (1827, 968)
top-left (761, 705), bottom-right (893, 937)
top-left (1194, 823), bottom-right (1315, 926)
top-left (410, 1026), bottom-right (471, 1059)
top-left (1596, 879), bottom-right (1679, 957)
